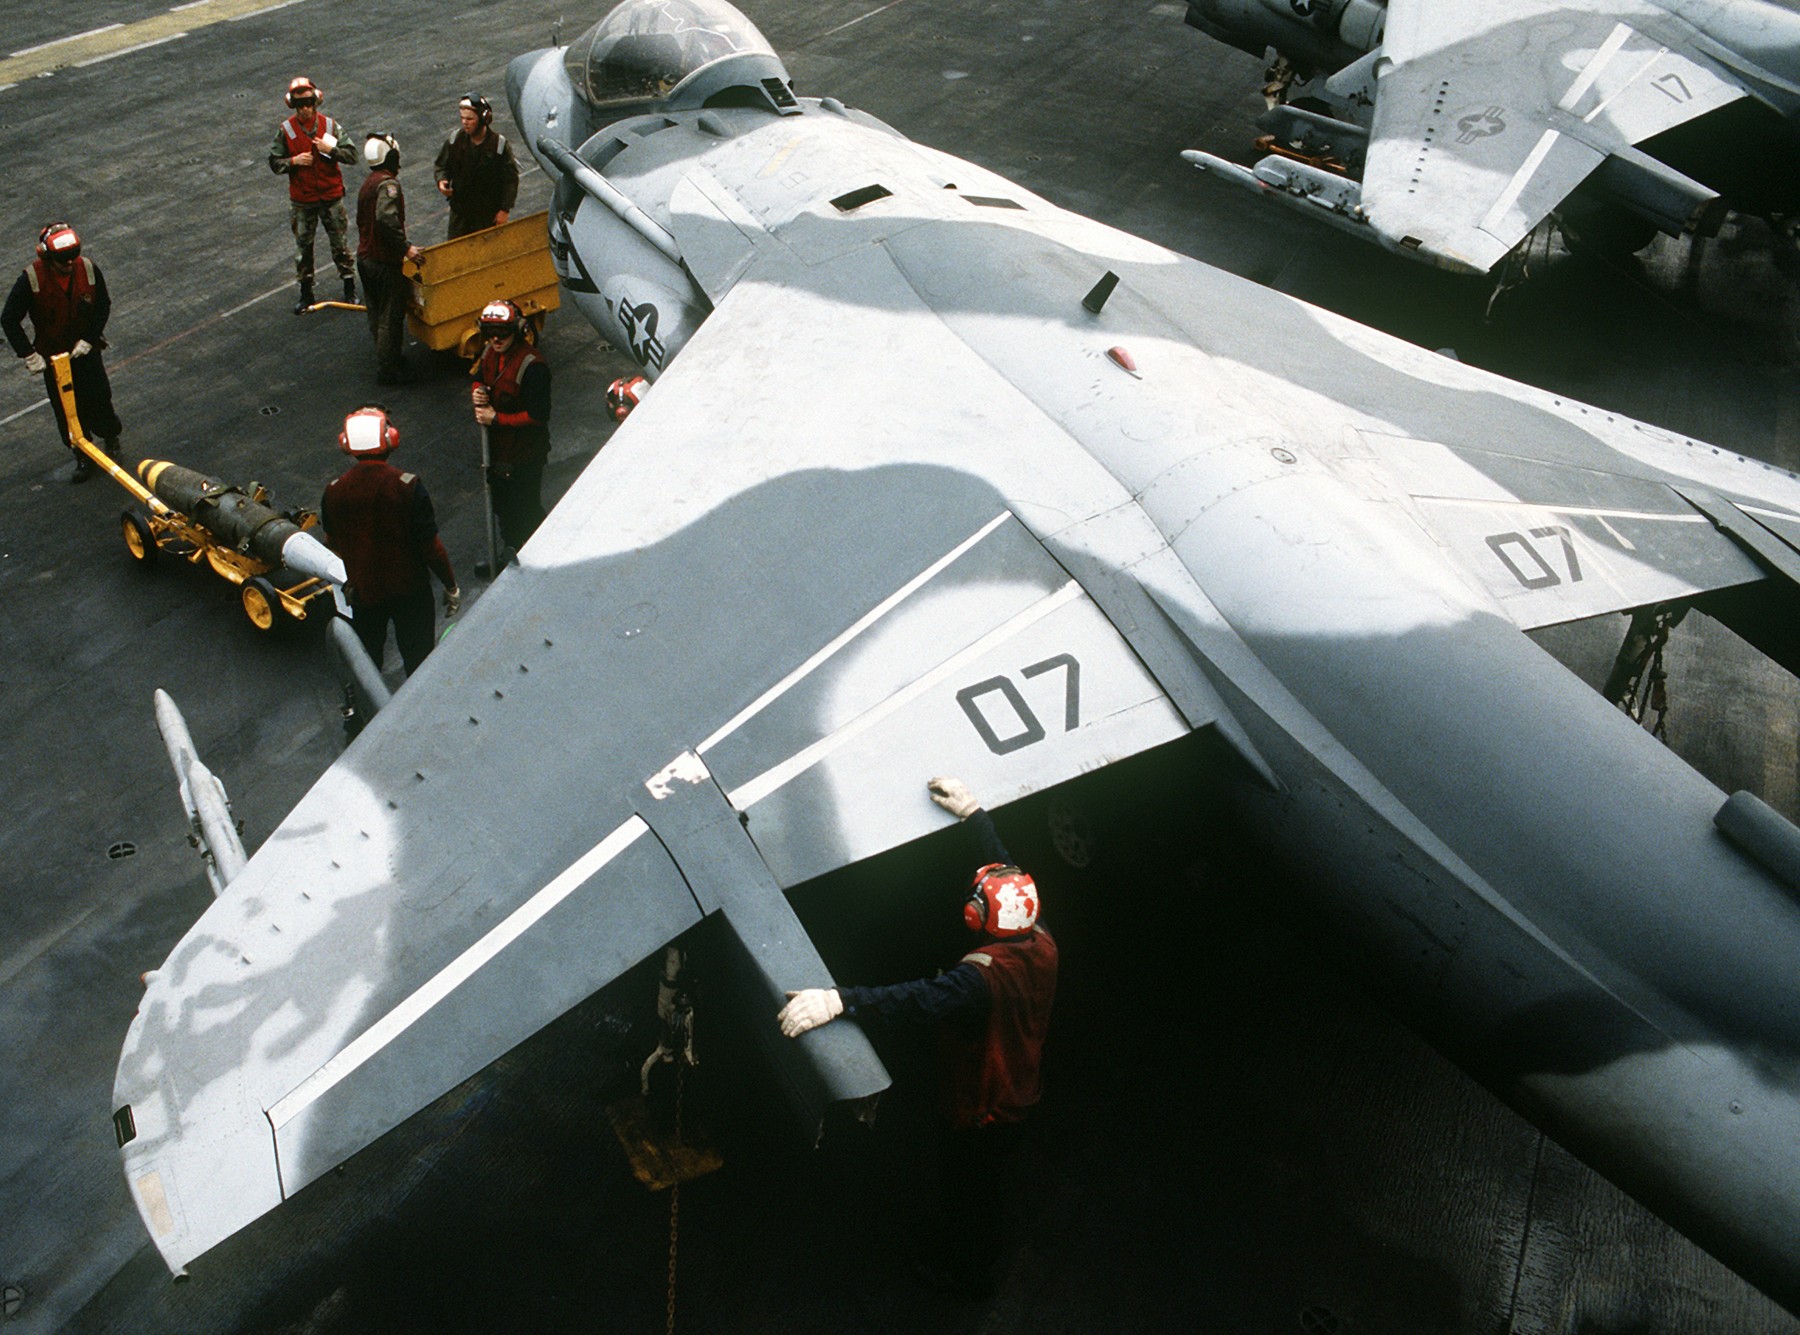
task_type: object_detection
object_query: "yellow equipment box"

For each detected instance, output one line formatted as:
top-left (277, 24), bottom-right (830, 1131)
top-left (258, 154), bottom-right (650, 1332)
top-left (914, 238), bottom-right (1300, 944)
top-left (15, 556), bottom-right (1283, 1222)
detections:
top-left (405, 210), bottom-right (560, 356)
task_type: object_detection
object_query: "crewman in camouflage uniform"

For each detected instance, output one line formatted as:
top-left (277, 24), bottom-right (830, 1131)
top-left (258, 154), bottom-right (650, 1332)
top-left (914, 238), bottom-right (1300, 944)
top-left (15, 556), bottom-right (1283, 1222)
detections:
top-left (267, 76), bottom-right (358, 313)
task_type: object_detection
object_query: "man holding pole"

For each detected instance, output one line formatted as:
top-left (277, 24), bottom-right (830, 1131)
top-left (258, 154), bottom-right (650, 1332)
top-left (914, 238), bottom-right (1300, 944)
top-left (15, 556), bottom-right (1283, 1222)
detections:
top-left (3, 223), bottom-right (123, 482)
top-left (469, 299), bottom-right (551, 571)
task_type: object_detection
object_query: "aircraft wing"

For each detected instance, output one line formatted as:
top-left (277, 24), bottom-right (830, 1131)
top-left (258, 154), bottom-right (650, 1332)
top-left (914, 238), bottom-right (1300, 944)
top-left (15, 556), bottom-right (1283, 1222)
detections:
top-left (114, 95), bottom-right (1800, 1276)
top-left (1361, 0), bottom-right (1747, 271)
top-left (111, 231), bottom-right (1227, 1272)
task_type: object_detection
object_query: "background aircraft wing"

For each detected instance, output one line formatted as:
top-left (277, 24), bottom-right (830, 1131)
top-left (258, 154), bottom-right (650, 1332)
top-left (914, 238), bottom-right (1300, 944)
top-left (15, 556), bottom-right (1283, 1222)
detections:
top-left (1361, 0), bottom-right (1746, 271)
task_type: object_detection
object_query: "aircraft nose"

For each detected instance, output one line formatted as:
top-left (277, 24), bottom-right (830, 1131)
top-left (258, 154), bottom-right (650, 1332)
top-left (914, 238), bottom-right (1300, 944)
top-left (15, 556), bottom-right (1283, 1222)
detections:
top-left (506, 48), bottom-right (561, 154)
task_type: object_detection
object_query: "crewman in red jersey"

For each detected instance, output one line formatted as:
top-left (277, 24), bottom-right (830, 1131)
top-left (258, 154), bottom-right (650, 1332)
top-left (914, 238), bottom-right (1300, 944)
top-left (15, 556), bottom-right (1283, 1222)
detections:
top-left (355, 132), bottom-right (422, 385)
top-left (2, 223), bottom-right (122, 482)
top-left (321, 406), bottom-right (460, 677)
top-left (267, 77), bottom-right (359, 313)
top-left (470, 298), bottom-right (552, 559)
top-left (780, 775), bottom-right (1059, 1297)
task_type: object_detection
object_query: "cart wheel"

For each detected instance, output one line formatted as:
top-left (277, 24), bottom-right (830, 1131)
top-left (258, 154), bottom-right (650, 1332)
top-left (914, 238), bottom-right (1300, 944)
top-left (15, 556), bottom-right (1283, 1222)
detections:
top-left (120, 511), bottom-right (156, 566)
top-left (242, 577), bottom-right (282, 632)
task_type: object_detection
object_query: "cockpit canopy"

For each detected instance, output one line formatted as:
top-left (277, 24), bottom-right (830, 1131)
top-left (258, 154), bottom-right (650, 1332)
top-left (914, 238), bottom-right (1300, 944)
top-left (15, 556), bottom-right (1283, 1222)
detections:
top-left (563, 0), bottom-right (784, 111)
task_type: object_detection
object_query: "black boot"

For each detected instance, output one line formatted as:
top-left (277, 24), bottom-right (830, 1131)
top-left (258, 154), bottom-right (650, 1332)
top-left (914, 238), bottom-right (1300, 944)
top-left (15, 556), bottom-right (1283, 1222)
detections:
top-left (343, 276), bottom-right (356, 304)
top-left (293, 281), bottom-right (314, 315)
top-left (68, 454), bottom-right (92, 483)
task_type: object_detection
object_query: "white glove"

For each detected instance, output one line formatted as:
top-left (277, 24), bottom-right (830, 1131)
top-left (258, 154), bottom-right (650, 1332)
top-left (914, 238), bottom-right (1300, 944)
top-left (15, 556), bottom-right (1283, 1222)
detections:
top-left (70, 339), bottom-right (92, 359)
top-left (778, 989), bottom-right (843, 1038)
top-left (316, 132), bottom-right (338, 153)
top-left (23, 352), bottom-right (45, 374)
top-left (928, 776), bottom-right (979, 820)
top-left (443, 586), bottom-right (462, 617)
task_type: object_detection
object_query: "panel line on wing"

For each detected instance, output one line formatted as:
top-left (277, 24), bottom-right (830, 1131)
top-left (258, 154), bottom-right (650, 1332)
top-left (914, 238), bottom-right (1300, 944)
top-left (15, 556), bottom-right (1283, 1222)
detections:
top-left (1411, 497), bottom-right (1709, 523)
top-left (266, 816), bottom-right (650, 1133)
top-left (726, 580), bottom-right (1083, 810)
top-left (696, 511), bottom-right (1013, 755)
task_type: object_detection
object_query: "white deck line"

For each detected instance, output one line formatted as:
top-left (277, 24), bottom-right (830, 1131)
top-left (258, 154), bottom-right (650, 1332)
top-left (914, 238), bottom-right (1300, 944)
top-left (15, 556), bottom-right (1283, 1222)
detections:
top-left (696, 510), bottom-right (1012, 754)
top-left (815, 0), bottom-right (907, 40)
top-left (8, 24), bottom-right (123, 58)
top-left (73, 32), bottom-right (186, 66)
top-left (217, 283), bottom-right (289, 321)
top-left (227, 0), bottom-right (307, 19)
top-left (267, 816), bottom-right (649, 1129)
top-left (727, 581), bottom-right (1083, 809)
top-left (0, 399), bottom-right (50, 427)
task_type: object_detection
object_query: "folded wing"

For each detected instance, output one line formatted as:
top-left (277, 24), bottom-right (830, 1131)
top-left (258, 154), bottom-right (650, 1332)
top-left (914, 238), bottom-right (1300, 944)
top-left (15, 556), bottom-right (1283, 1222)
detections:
top-left (1363, 0), bottom-right (1744, 270)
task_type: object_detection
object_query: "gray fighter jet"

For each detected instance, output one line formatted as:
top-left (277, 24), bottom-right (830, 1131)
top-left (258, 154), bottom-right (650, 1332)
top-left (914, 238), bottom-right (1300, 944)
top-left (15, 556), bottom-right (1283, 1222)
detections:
top-left (1178, 0), bottom-right (1800, 272)
top-left (115, 0), bottom-right (1800, 1312)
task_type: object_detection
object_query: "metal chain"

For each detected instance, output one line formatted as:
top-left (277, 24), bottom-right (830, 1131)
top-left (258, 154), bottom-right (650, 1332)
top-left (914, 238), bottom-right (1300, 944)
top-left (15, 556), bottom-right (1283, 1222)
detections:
top-left (1627, 612), bottom-right (1675, 739)
top-left (666, 1061), bottom-right (684, 1335)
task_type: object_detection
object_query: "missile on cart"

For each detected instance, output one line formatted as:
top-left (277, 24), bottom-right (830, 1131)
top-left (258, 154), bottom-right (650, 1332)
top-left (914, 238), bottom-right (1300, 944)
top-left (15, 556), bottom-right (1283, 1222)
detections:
top-left (137, 461), bottom-right (345, 586)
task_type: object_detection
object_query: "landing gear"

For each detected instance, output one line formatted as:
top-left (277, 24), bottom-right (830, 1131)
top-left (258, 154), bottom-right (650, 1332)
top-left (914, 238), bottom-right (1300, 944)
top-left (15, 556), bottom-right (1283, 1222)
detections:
top-left (1560, 201), bottom-right (1659, 261)
top-left (1604, 604), bottom-right (1689, 739)
top-left (1047, 797), bottom-right (1096, 869)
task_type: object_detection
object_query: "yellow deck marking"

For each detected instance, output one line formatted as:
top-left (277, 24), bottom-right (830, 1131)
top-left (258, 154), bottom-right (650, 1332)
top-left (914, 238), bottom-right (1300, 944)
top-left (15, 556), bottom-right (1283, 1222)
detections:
top-left (0, 0), bottom-right (308, 85)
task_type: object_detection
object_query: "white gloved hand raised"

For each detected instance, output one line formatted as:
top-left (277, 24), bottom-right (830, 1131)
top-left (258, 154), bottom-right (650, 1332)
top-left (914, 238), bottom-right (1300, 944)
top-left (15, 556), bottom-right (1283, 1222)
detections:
top-left (778, 988), bottom-right (843, 1038)
top-left (23, 352), bottom-right (46, 374)
top-left (70, 339), bottom-right (92, 359)
top-left (928, 775), bottom-right (979, 820)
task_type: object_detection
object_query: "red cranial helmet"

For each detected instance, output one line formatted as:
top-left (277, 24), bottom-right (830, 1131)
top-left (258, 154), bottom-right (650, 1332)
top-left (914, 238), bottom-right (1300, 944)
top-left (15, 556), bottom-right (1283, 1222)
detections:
top-left (286, 77), bottom-right (321, 108)
top-left (339, 405), bottom-right (399, 457)
top-left (477, 299), bottom-right (523, 342)
top-left (606, 375), bottom-right (648, 422)
top-left (37, 223), bottom-right (80, 261)
top-left (964, 864), bottom-right (1039, 935)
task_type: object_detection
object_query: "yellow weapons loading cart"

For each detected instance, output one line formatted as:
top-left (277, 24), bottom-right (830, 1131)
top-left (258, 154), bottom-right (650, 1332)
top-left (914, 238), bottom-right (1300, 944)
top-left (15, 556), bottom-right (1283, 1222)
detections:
top-left (50, 353), bottom-right (346, 633)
